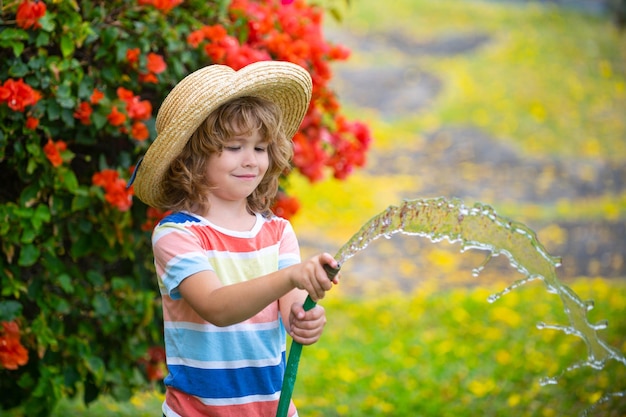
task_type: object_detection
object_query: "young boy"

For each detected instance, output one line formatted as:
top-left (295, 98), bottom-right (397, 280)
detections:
top-left (131, 61), bottom-right (340, 417)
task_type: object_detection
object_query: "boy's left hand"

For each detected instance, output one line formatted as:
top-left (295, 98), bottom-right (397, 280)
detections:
top-left (288, 303), bottom-right (327, 345)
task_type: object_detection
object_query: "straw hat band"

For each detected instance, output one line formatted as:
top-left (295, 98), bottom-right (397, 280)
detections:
top-left (132, 61), bottom-right (313, 209)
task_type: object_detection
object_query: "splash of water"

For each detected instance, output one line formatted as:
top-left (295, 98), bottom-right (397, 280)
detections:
top-left (334, 197), bottom-right (625, 412)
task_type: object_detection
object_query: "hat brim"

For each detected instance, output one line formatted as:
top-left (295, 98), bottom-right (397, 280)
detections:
top-left (133, 61), bottom-right (312, 209)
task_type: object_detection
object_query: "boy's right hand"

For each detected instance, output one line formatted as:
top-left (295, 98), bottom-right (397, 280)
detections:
top-left (291, 252), bottom-right (340, 302)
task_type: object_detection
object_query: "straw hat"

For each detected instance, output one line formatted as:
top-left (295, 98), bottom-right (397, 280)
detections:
top-left (131, 61), bottom-right (313, 209)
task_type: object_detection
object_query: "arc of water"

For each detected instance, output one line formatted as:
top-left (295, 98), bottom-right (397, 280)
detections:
top-left (334, 197), bottom-right (625, 372)
top-left (276, 197), bottom-right (625, 417)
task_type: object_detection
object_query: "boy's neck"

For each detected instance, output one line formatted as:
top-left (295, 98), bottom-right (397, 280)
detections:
top-left (198, 200), bottom-right (257, 232)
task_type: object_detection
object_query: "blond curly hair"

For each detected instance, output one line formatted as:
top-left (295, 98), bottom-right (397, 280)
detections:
top-left (160, 96), bottom-right (293, 216)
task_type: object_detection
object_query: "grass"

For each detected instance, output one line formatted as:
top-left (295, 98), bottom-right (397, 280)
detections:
top-left (296, 278), bottom-right (626, 416)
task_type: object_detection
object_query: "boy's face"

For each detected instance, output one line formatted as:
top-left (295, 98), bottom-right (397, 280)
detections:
top-left (205, 129), bottom-right (270, 204)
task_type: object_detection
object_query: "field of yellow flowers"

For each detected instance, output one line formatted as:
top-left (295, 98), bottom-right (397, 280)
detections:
top-left (45, 0), bottom-right (626, 416)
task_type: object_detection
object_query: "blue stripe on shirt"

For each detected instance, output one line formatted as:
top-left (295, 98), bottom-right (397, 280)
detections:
top-left (159, 211), bottom-right (201, 226)
top-left (164, 324), bottom-right (284, 363)
top-left (165, 357), bottom-right (285, 399)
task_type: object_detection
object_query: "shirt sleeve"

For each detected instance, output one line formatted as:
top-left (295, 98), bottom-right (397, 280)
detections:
top-left (152, 221), bottom-right (214, 299)
top-left (278, 219), bottom-right (301, 270)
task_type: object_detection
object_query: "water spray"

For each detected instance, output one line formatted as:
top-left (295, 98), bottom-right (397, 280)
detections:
top-left (276, 197), bottom-right (625, 417)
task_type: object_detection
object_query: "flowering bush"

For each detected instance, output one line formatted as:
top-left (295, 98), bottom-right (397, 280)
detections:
top-left (0, 0), bottom-right (371, 415)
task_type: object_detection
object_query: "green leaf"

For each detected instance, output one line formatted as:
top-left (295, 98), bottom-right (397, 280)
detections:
top-left (92, 293), bottom-right (111, 316)
top-left (91, 110), bottom-right (108, 130)
top-left (20, 227), bottom-right (37, 244)
top-left (54, 298), bottom-right (71, 314)
top-left (8, 41), bottom-right (25, 57)
top-left (57, 166), bottom-right (79, 192)
top-left (60, 107), bottom-right (76, 128)
top-left (18, 243), bottom-right (40, 267)
top-left (56, 83), bottom-right (75, 109)
top-left (0, 29), bottom-right (27, 55)
top-left (35, 30), bottom-right (50, 47)
top-left (86, 270), bottom-right (105, 287)
top-left (60, 34), bottom-right (75, 58)
top-left (70, 232), bottom-right (92, 258)
top-left (33, 203), bottom-right (51, 225)
top-left (71, 194), bottom-right (92, 212)
top-left (78, 77), bottom-right (94, 99)
top-left (0, 28), bottom-right (29, 42)
top-left (0, 300), bottom-right (23, 322)
top-left (27, 55), bottom-right (46, 71)
top-left (46, 100), bottom-right (62, 121)
top-left (26, 158), bottom-right (38, 175)
top-left (58, 273), bottom-right (74, 294)
top-left (8, 61), bottom-right (29, 77)
top-left (20, 184), bottom-right (41, 207)
top-left (38, 12), bottom-right (55, 32)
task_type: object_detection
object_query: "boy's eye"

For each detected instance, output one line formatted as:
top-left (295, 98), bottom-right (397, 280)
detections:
top-left (255, 146), bottom-right (267, 152)
top-left (225, 146), bottom-right (241, 151)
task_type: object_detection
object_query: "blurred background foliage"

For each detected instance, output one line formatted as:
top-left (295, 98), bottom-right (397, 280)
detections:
top-left (291, 0), bottom-right (626, 237)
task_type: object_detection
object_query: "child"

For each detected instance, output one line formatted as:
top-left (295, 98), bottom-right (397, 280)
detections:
top-left (131, 61), bottom-right (340, 417)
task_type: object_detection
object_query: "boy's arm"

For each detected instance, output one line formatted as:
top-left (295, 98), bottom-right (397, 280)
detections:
top-left (177, 253), bottom-right (338, 327)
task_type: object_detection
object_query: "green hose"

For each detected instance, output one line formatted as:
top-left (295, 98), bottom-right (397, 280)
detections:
top-left (276, 264), bottom-right (340, 417)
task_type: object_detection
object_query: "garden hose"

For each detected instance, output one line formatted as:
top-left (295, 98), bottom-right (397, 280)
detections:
top-left (276, 263), bottom-right (341, 417)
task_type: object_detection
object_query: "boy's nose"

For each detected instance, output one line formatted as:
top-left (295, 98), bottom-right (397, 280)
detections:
top-left (242, 149), bottom-right (258, 166)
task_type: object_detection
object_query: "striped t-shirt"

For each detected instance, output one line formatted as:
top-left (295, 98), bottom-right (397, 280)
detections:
top-left (152, 211), bottom-right (301, 417)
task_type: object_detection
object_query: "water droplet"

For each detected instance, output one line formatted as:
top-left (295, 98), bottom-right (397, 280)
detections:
top-left (487, 293), bottom-right (500, 304)
top-left (593, 320), bottom-right (608, 331)
top-left (539, 376), bottom-right (559, 386)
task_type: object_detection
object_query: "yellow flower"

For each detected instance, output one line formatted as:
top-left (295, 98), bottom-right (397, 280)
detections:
top-left (467, 377), bottom-right (496, 397)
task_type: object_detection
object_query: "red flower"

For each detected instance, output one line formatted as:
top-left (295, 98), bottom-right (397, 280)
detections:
top-left (272, 192), bottom-right (301, 220)
top-left (92, 169), bottom-right (118, 188)
top-left (43, 138), bottom-right (67, 167)
top-left (92, 169), bottom-right (133, 211)
top-left (138, 345), bottom-right (167, 381)
top-left (73, 101), bottom-right (93, 125)
top-left (126, 98), bottom-right (152, 121)
top-left (116, 87), bottom-right (134, 102)
top-left (126, 48), bottom-right (140, 66)
top-left (141, 207), bottom-right (171, 231)
top-left (139, 0), bottom-right (183, 13)
top-left (138, 72), bottom-right (158, 84)
top-left (16, 0), bottom-right (47, 30)
top-left (146, 53), bottom-right (166, 74)
top-left (0, 78), bottom-right (42, 112)
top-left (0, 321), bottom-right (29, 371)
top-left (292, 131), bottom-right (327, 182)
top-left (187, 29), bottom-right (205, 48)
top-left (131, 121), bottom-right (149, 141)
top-left (202, 24), bottom-right (228, 42)
top-left (90, 88), bottom-right (104, 104)
top-left (116, 88), bottom-right (152, 120)
top-left (25, 116), bottom-right (39, 130)
top-left (225, 43), bottom-right (271, 71)
top-left (107, 106), bottom-right (126, 126)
